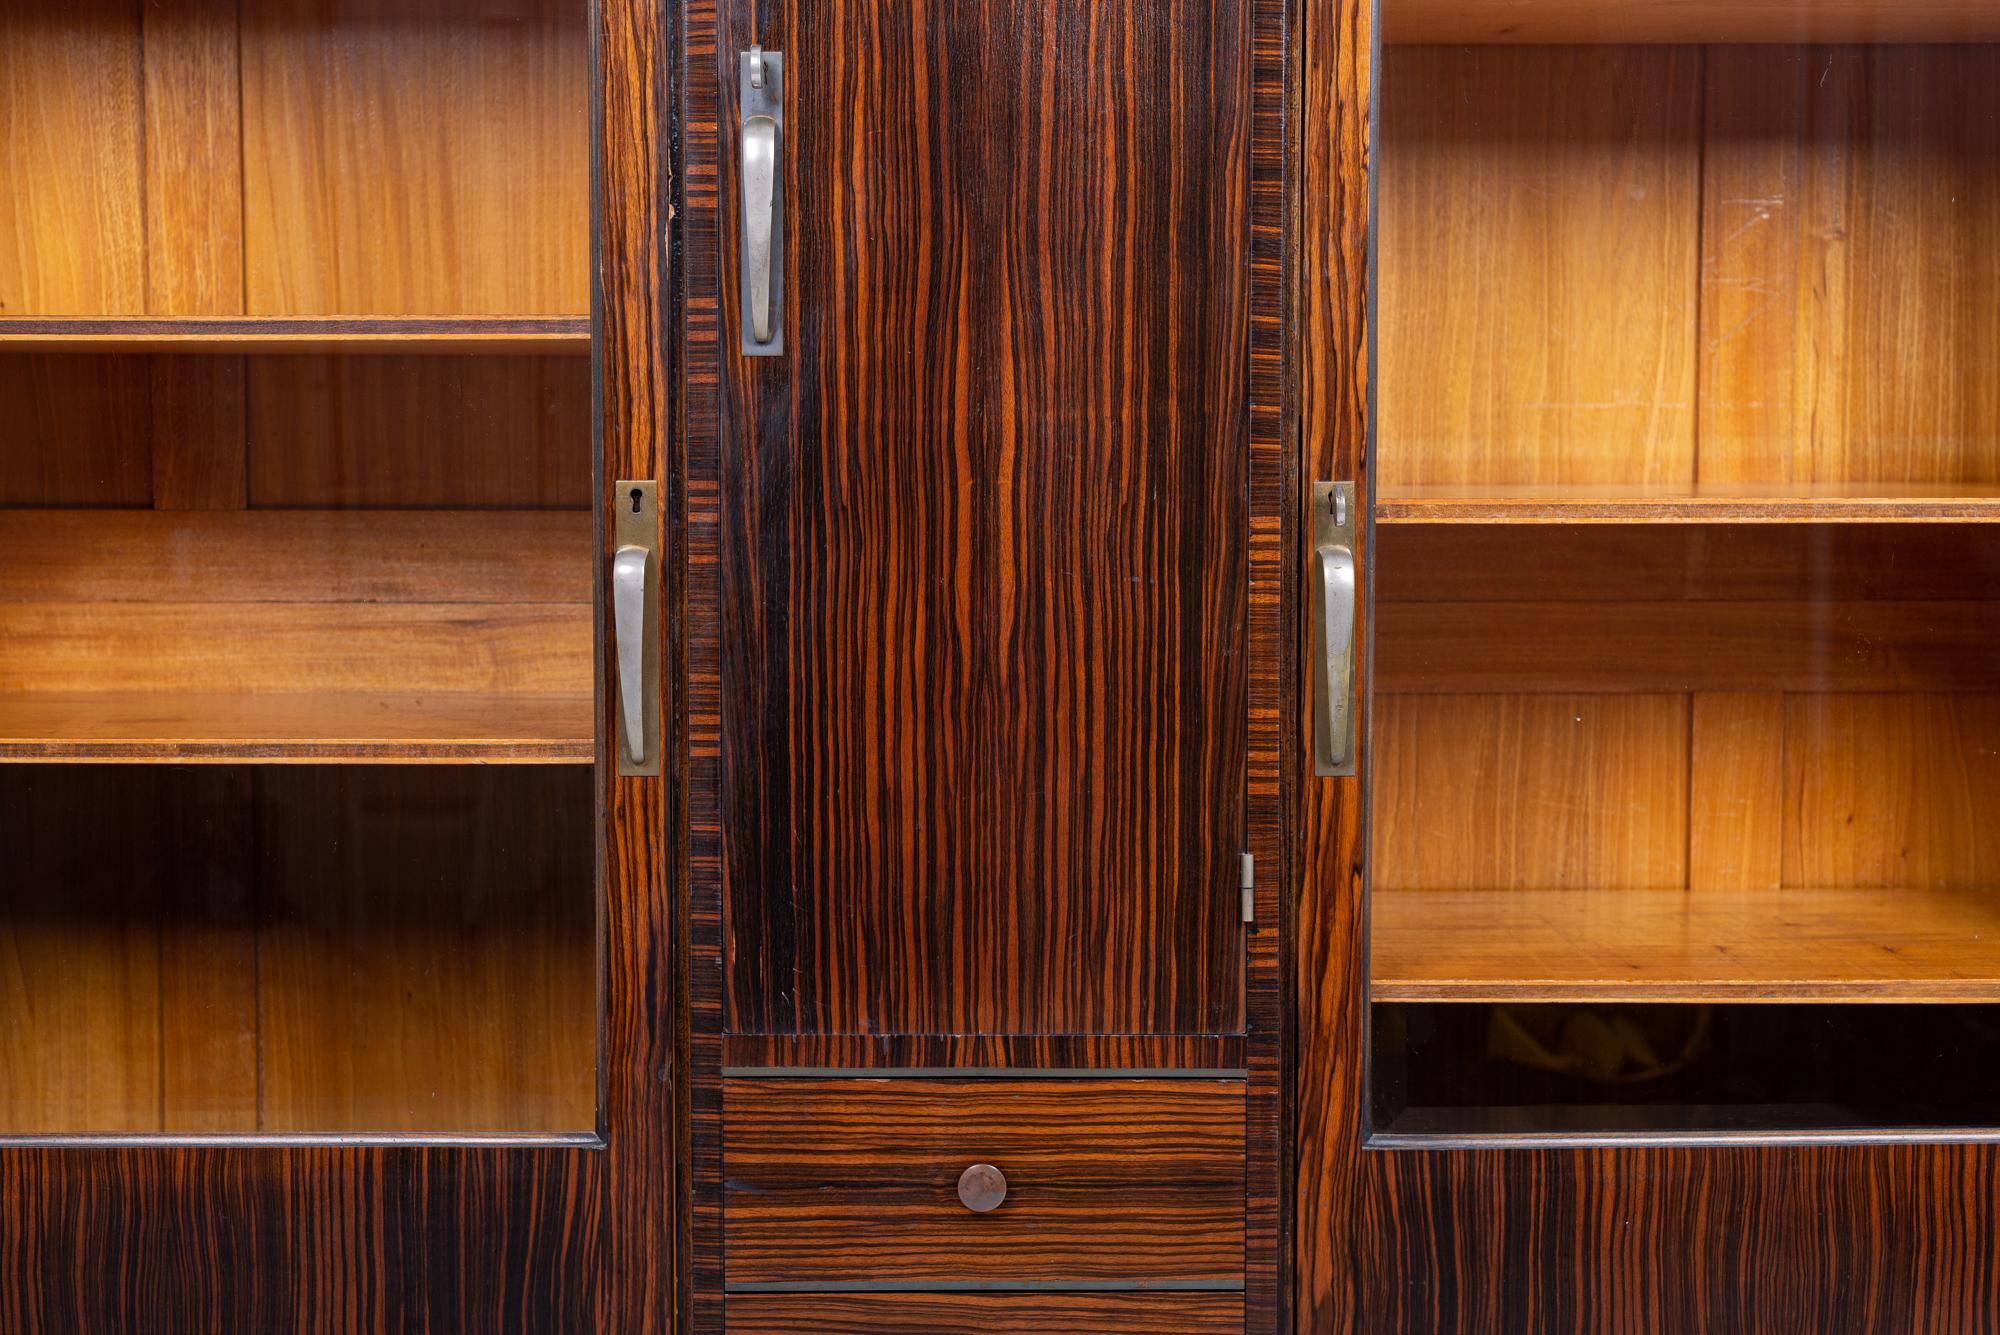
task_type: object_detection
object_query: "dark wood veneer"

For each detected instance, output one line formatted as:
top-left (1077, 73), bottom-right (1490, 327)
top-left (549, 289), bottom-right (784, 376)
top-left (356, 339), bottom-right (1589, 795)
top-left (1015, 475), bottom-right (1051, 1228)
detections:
top-left (721, 1078), bottom-right (1247, 1289)
top-left (726, 1292), bottom-right (1246, 1333)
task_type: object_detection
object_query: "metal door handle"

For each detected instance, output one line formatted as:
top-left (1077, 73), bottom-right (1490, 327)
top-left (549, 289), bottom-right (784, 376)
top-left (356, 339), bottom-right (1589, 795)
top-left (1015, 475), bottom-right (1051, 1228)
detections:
top-left (742, 114), bottom-right (777, 343)
top-left (613, 545), bottom-right (651, 764)
top-left (740, 46), bottom-right (784, 355)
top-left (1312, 482), bottom-right (1357, 777)
top-left (612, 481), bottom-right (661, 775)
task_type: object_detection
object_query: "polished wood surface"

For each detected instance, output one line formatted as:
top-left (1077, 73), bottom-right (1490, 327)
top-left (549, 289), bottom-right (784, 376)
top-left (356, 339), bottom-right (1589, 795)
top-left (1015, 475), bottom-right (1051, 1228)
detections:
top-left (0, 0), bottom-right (677, 1325)
top-left (710, 0), bottom-right (1250, 1039)
top-left (0, 0), bottom-right (588, 319)
top-left (0, 317), bottom-right (592, 354)
top-left (1374, 885), bottom-right (2000, 1002)
top-left (1378, 482), bottom-right (2000, 524)
top-left (1385, 0), bottom-right (2000, 44)
top-left (726, 1293), bottom-right (1244, 1334)
top-left (1379, 45), bottom-right (1701, 491)
top-left (721, 1078), bottom-right (1245, 1287)
top-left (1380, 44), bottom-right (2000, 505)
top-left (1301, 9), bottom-right (2000, 1328)
top-left (0, 765), bottom-right (593, 1134)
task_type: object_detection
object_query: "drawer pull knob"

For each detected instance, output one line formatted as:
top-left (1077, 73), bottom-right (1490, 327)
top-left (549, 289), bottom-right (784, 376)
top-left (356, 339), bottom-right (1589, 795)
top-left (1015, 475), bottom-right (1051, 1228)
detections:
top-left (956, 1163), bottom-right (1007, 1213)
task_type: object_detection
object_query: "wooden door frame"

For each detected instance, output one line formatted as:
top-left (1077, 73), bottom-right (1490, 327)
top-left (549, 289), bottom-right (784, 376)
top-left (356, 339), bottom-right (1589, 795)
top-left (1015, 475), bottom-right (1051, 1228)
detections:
top-left (1290, 2), bottom-right (2000, 1327)
top-left (0, 3), bottom-right (677, 1330)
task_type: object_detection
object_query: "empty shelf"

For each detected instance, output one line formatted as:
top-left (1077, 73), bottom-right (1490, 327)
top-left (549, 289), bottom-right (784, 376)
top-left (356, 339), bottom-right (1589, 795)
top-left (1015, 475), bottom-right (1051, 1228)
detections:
top-left (1373, 885), bottom-right (2000, 1003)
top-left (1376, 483), bottom-right (2000, 525)
top-left (0, 317), bottom-right (590, 355)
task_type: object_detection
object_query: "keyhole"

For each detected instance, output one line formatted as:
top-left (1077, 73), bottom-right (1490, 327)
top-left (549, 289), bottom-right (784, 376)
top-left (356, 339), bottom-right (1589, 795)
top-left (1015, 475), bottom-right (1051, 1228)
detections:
top-left (630, 487), bottom-right (644, 514)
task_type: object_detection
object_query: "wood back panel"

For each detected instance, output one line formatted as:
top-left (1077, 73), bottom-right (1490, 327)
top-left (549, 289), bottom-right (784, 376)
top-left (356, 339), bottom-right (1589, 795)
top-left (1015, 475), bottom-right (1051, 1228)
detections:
top-left (1383, 0), bottom-right (2000, 43)
top-left (716, 0), bottom-right (1250, 1036)
top-left (721, 1077), bottom-right (1246, 1286)
top-left (0, 0), bottom-right (588, 319)
top-left (1381, 44), bottom-right (2000, 494)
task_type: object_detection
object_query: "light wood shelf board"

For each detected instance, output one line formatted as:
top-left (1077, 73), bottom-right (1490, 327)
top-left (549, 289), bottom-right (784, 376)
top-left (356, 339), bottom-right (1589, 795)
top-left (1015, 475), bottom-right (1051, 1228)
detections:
top-left (1373, 885), bottom-right (2000, 1003)
top-left (0, 317), bottom-right (590, 355)
top-left (0, 692), bottom-right (593, 764)
top-left (1377, 485), bottom-right (2000, 525)
top-left (1383, 0), bottom-right (2000, 44)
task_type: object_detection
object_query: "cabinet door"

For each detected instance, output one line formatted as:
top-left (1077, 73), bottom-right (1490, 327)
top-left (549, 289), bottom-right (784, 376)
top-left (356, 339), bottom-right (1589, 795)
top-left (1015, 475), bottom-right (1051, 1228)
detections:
top-left (702, 7), bottom-right (1252, 1040)
top-left (1297, 0), bottom-right (2000, 1327)
top-left (688, 1), bottom-right (1289, 1328)
top-left (0, 1), bottom-right (673, 1326)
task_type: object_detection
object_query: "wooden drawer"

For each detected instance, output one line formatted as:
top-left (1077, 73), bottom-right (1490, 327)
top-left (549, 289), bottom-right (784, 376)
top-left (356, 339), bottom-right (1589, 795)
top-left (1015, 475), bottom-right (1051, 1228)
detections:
top-left (721, 1076), bottom-right (1246, 1288)
top-left (727, 1292), bottom-right (1244, 1333)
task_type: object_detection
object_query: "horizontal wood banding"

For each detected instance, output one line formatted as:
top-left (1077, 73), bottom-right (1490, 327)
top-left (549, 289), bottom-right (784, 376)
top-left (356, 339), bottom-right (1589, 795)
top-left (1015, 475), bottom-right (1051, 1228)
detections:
top-left (1373, 885), bottom-right (2000, 1002)
top-left (1377, 601), bottom-right (2000, 693)
top-left (1383, 1), bottom-right (2000, 44)
top-left (0, 317), bottom-right (590, 353)
top-left (722, 1078), bottom-right (1245, 1287)
top-left (0, 693), bottom-right (591, 763)
top-left (724, 1292), bottom-right (1244, 1333)
top-left (721, 1033), bottom-right (1244, 1071)
top-left (1376, 484), bottom-right (2000, 524)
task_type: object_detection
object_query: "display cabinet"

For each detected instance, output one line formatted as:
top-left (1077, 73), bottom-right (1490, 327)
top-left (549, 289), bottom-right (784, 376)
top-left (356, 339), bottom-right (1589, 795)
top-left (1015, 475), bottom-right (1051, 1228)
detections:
top-left (1298, 0), bottom-right (2000, 1326)
top-left (0, 0), bottom-right (673, 1326)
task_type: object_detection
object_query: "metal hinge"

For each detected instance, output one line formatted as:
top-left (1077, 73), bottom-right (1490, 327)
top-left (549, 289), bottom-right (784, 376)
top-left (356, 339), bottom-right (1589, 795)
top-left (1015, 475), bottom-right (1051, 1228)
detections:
top-left (1240, 852), bottom-right (1255, 924)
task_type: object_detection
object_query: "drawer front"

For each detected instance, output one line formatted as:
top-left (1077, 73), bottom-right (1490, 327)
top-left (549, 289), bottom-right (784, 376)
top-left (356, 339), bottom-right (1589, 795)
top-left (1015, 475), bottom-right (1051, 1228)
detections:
top-left (722, 1077), bottom-right (1246, 1287)
top-left (727, 1292), bottom-right (1244, 1333)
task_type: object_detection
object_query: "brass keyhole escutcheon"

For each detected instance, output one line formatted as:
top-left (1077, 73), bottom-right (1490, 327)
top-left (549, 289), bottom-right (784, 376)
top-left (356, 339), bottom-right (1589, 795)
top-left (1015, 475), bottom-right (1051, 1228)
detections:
top-left (956, 1163), bottom-right (1007, 1213)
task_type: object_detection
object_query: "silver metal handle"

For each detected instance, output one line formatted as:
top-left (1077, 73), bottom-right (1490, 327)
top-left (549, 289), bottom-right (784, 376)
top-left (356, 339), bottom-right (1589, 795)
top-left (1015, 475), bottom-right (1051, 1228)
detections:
top-left (613, 481), bottom-right (661, 776)
top-left (739, 48), bottom-right (784, 355)
top-left (743, 114), bottom-right (777, 343)
top-left (1312, 482), bottom-right (1357, 777)
top-left (612, 545), bottom-right (651, 765)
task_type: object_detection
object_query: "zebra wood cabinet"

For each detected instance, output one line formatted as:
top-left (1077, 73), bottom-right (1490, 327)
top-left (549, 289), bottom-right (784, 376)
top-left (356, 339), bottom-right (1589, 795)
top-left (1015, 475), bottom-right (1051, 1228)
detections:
top-left (1299, 0), bottom-right (2000, 1328)
top-left (682, 0), bottom-right (1290, 1328)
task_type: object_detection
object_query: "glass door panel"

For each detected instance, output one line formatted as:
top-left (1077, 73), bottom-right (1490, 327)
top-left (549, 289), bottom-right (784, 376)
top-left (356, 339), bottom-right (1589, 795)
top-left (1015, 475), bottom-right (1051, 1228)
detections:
top-left (1369, 16), bottom-right (2000, 1135)
top-left (0, 0), bottom-right (596, 1136)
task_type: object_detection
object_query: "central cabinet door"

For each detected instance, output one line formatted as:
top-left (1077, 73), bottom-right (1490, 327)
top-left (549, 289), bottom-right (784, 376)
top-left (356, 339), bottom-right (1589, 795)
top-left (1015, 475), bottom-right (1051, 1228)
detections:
top-left (712, 4), bottom-right (1250, 1039)
top-left (687, 0), bottom-right (1278, 1329)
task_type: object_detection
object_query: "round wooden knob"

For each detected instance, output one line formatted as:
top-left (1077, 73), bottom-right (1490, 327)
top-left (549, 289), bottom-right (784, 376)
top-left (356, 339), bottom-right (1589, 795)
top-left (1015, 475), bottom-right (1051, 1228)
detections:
top-left (956, 1163), bottom-right (1007, 1213)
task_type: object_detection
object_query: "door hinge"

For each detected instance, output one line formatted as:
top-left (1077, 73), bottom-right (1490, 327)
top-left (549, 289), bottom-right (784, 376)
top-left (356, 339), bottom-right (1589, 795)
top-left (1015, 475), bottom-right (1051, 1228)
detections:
top-left (1240, 852), bottom-right (1255, 924)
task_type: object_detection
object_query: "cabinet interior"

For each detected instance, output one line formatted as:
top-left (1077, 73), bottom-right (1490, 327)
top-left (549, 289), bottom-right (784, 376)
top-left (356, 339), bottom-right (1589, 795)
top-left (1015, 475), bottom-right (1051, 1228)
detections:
top-left (0, 0), bottom-right (593, 1134)
top-left (1370, 26), bottom-right (2000, 1132)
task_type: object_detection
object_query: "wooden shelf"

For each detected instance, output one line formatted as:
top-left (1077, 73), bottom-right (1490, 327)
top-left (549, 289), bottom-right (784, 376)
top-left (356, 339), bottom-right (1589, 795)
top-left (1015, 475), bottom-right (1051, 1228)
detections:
top-left (1376, 484), bottom-right (2000, 525)
top-left (1383, 0), bottom-right (2000, 44)
top-left (0, 318), bottom-right (590, 355)
top-left (0, 693), bottom-right (592, 764)
top-left (0, 510), bottom-right (594, 764)
top-left (1373, 886), bottom-right (2000, 1003)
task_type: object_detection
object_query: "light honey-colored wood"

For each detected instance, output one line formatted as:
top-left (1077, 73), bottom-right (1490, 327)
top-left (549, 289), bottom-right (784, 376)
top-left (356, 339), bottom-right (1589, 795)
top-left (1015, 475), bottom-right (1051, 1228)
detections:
top-left (0, 317), bottom-right (592, 354)
top-left (1688, 693), bottom-right (1784, 891)
top-left (1378, 45), bottom-right (1701, 491)
top-left (1384, 0), bottom-right (2000, 44)
top-left (1373, 694), bottom-right (1690, 891)
top-left (0, 510), bottom-right (591, 604)
top-left (241, 0), bottom-right (589, 316)
top-left (255, 766), bottom-right (596, 1133)
top-left (1376, 483), bottom-right (2000, 524)
top-left (1, 0), bottom-right (587, 319)
top-left (0, 0), bottom-right (144, 316)
top-left (1372, 885), bottom-right (2000, 1003)
top-left (247, 354), bottom-right (593, 507)
top-left (1381, 45), bottom-right (2000, 505)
